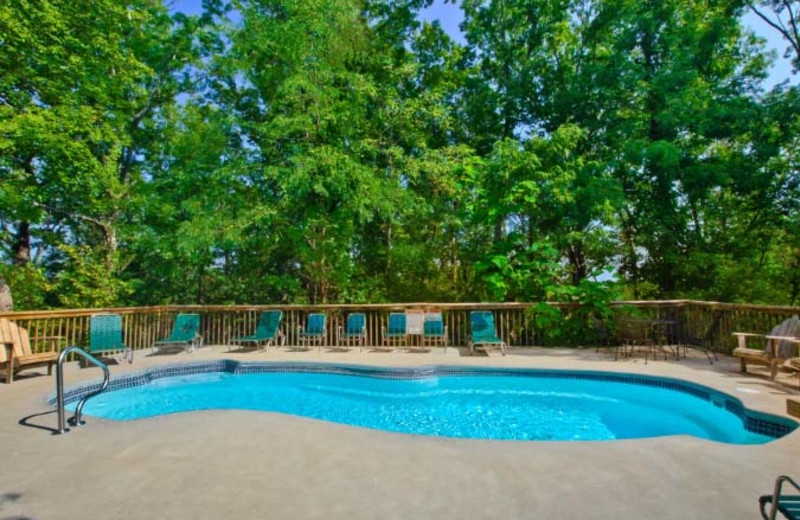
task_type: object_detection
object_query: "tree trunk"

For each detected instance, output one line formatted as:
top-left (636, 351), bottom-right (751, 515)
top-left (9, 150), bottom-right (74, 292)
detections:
top-left (621, 210), bottom-right (641, 297)
top-left (567, 242), bottom-right (587, 285)
top-left (12, 221), bottom-right (31, 266)
top-left (0, 278), bottom-right (13, 312)
top-left (197, 266), bottom-right (205, 304)
top-left (494, 216), bottom-right (504, 245)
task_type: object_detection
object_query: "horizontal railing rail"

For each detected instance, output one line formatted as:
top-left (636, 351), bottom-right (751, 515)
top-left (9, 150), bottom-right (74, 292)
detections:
top-left (1, 300), bottom-right (798, 354)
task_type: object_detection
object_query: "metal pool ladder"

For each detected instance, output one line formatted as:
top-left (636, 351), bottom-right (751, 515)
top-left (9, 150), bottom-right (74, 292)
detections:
top-left (55, 346), bottom-right (110, 434)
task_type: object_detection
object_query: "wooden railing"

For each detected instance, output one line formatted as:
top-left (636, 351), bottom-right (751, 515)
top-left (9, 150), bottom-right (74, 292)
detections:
top-left (1, 300), bottom-right (798, 355)
top-left (681, 301), bottom-right (800, 352)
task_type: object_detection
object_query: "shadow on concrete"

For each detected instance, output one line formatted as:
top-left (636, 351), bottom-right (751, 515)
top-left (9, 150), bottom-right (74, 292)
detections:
top-left (0, 491), bottom-right (32, 520)
top-left (322, 347), bottom-right (356, 353)
top-left (140, 344), bottom-right (214, 357)
top-left (18, 410), bottom-right (59, 435)
top-left (225, 346), bottom-right (260, 354)
top-left (2, 371), bottom-right (49, 384)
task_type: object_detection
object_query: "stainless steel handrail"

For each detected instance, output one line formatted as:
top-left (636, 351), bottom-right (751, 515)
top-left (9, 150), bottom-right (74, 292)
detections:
top-left (55, 346), bottom-right (110, 434)
top-left (762, 475), bottom-right (800, 520)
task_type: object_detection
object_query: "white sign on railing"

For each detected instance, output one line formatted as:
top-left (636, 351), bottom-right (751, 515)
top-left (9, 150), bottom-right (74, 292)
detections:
top-left (405, 310), bottom-right (424, 335)
top-left (405, 310), bottom-right (442, 335)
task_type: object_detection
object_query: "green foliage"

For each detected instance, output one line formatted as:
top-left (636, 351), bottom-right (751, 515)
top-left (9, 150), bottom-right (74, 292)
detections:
top-left (477, 238), bottom-right (619, 344)
top-left (0, 264), bottom-right (50, 311)
top-left (0, 0), bottom-right (798, 316)
top-left (54, 246), bottom-right (132, 309)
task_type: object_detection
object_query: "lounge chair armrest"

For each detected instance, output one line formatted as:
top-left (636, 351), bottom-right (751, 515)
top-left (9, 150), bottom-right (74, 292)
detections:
top-left (764, 336), bottom-right (800, 357)
top-left (778, 475), bottom-right (800, 493)
top-left (771, 475), bottom-right (800, 501)
top-left (766, 336), bottom-right (800, 342)
top-left (734, 332), bottom-right (777, 350)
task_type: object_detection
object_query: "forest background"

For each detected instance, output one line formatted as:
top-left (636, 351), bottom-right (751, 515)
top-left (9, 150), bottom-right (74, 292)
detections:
top-left (1, 0), bottom-right (800, 311)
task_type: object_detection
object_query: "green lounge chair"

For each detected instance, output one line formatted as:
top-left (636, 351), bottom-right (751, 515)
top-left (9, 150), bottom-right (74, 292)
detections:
top-left (382, 313), bottom-right (407, 348)
top-left (230, 311), bottom-right (284, 351)
top-left (338, 313), bottom-right (366, 350)
top-left (297, 313), bottom-right (326, 351)
top-left (154, 313), bottom-right (203, 354)
top-left (469, 311), bottom-right (507, 356)
top-left (90, 314), bottom-right (133, 363)
top-left (422, 316), bottom-right (447, 349)
top-left (760, 475), bottom-right (800, 519)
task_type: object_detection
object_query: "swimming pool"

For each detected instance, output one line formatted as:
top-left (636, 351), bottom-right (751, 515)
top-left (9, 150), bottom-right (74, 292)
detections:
top-left (60, 362), bottom-right (796, 443)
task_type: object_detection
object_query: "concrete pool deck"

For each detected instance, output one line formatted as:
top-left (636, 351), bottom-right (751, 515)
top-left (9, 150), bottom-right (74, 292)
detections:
top-left (2, 346), bottom-right (800, 519)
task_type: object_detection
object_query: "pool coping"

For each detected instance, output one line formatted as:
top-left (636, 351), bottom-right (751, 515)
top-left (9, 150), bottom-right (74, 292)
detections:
top-left (50, 359), bottom-right (799, 440)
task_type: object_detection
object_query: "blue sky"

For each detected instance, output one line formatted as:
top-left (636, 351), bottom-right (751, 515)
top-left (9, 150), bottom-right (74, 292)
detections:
top-left (170, 0), bottom-right (797, 88)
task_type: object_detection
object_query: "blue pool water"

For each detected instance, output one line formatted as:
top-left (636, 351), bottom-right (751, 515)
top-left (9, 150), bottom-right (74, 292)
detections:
top-left (68, 366), bottom-right (787, 443)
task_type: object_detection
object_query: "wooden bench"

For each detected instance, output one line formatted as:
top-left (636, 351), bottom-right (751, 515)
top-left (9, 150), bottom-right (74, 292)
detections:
top-left (0, 318), bottom-right (60, 384)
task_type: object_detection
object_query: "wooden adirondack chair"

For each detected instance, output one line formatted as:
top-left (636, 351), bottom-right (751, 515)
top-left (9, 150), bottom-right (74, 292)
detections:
top-left (0, 318), bottom-right (60, 383)
top-left (733, 316), bottom-right (800, 379)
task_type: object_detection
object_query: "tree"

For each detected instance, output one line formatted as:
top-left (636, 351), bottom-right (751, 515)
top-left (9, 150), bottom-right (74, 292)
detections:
top-left (1, 0), bottom-right (797, 308)
top-left (749, 0), bottom-right (800, 72)
top-left (0, 0), bottom-right (216, 307)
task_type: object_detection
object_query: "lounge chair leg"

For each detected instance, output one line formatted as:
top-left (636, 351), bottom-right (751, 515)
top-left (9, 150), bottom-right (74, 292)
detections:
top-left (4, 345), bottom-right (16, 384)
top-left (740, 358), bottom-right (747, 373)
